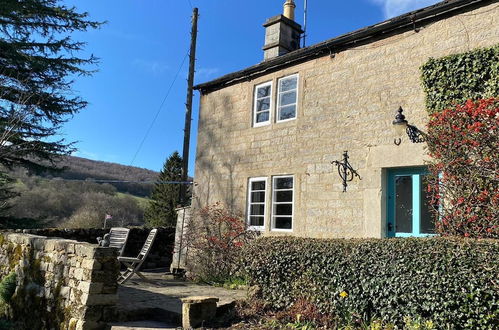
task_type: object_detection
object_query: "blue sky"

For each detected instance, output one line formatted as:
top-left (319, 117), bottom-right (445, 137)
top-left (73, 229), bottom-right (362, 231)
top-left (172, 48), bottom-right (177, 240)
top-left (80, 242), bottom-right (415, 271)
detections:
top-left (62, 0), bottom-right (439, 174)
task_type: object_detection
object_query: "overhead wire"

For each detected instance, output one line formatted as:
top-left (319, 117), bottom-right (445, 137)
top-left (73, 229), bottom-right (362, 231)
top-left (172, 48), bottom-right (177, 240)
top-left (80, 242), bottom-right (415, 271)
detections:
top-left (44, 178), bottom-right (193, 184)
top-left (128, 51), bottom-right (189, 167)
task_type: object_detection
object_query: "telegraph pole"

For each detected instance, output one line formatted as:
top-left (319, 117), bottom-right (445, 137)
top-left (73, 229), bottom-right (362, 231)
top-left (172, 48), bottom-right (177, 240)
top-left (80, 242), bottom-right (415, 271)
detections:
top-left (180, 7), bottom-right (198, 205)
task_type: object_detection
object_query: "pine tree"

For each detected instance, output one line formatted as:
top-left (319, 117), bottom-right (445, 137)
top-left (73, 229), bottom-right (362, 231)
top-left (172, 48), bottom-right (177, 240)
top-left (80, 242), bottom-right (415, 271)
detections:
top-left (0, 0), bottom-right (101, 213)
top-left (145, 151), bottom-right (183, 227)
top-left (0, 0), bottom-right (101, 171)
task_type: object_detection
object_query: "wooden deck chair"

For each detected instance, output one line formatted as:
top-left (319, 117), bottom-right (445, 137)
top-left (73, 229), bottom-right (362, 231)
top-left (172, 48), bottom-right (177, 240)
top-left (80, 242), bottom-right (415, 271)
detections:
top-left (109, 227), bottom-right (130, 256)
top-left (117, 228), bottom-right (158, 284)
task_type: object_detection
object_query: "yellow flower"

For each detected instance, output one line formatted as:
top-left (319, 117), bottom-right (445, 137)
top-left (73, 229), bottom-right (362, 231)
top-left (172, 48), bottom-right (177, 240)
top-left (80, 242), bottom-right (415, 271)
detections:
top-left (339, 291), bottom-right (348, 298)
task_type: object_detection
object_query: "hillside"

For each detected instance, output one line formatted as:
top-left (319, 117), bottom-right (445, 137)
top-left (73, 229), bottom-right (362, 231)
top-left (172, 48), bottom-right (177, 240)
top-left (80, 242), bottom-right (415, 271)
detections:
top-left (40, 156), bottom-right (159, 197)
top-left (2, 156), bottom-right (161, 229)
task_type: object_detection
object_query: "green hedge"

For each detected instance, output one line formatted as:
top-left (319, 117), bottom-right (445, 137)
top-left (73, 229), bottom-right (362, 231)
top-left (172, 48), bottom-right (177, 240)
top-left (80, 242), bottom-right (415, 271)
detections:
top-left (240, 237), bottom-right (499, 328)
top-left (421, 44), bottom-right (499, 114)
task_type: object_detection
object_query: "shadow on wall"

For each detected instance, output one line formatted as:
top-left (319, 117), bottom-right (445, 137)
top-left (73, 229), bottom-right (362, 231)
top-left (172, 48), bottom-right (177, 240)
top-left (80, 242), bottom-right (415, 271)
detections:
top-left (195, 92), bottom-right (244, 214)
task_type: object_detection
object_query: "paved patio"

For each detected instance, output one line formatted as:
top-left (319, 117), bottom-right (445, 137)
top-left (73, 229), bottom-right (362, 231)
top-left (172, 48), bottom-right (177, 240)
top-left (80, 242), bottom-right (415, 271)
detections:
top-left (110, 271), bottom-right (247, 328)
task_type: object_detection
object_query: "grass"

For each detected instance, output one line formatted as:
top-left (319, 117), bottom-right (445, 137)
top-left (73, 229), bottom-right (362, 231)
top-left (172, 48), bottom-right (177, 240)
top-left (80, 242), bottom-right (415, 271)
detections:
top-left (116, 192), bottom-right (150, 208)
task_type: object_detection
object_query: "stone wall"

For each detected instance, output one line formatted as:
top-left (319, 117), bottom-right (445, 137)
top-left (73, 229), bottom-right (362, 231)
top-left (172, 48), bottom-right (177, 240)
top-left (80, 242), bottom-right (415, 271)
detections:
top-left (193, 2), bottom-right (499, 238)
top-left (21, 227), bottom-right (176, 269)
top-left (0, 232), bottom-right (119, 330)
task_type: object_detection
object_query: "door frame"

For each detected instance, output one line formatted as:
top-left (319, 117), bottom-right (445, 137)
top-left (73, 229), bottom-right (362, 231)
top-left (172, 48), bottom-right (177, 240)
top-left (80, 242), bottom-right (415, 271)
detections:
top-left (386, 167), bottom-right (435, 238)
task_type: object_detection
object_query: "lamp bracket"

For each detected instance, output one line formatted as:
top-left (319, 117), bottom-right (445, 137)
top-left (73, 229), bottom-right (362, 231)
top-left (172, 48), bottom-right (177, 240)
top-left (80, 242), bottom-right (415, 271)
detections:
top-left (331, 151), bottom-right (361, 192)
top-left (406, 124), bottom-right (426, 143)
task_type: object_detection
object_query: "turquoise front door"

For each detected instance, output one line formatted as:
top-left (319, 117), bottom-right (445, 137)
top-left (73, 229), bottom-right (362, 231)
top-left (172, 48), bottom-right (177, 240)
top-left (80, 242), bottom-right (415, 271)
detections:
top-left (387, 167), bottom-right (435, 237)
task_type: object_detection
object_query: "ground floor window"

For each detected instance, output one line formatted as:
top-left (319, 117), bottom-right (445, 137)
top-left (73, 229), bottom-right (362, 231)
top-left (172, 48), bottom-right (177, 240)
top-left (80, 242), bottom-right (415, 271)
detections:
top-left (246, 175), bottom-right (295, 231)
top-left (247, 177), bottom-right (267, 230)
top-left (271, 175), bottom-right (294, 231)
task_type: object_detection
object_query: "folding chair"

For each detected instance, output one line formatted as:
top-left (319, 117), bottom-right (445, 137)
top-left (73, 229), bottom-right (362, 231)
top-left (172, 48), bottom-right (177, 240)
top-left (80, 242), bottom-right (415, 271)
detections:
top-left (109, 227), bottom-right (130, 256)
top-left (117, 228), bottom-right (158, 284)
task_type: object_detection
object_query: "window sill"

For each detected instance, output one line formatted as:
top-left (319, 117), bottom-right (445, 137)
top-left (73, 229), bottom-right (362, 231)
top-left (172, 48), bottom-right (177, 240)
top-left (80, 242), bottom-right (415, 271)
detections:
top-left (253, 122), bottom-right (270, 128)
top-left (270, 228), bottom-right (293, 232)
top-left (248, 226), bottom-right (265, 231)
top-left (276, 117), bottom-right (296, 124)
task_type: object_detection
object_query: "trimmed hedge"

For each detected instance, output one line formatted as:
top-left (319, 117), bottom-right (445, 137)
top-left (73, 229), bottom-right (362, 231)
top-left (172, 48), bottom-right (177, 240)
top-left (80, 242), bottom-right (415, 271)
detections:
top-left (240, 237), bottom-right (499, 328)
top-left (420, 44), bottom-right (499, 114)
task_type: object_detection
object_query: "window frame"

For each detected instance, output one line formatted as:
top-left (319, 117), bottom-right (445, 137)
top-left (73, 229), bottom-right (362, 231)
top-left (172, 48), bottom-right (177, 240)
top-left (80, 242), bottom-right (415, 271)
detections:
top-left (253, 81), bottom-right (273, 127)
top-left (247, 177), bottom-right (268, 231)
top-left (271, 175), bottom-right (294, 232)
top-left (276, 74), bottom-right (299, 123)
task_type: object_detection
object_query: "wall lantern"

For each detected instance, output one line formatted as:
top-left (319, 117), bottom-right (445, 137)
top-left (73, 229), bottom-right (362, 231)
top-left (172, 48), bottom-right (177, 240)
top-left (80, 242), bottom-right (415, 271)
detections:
top-left (392, 106), bottom-right (426, 145)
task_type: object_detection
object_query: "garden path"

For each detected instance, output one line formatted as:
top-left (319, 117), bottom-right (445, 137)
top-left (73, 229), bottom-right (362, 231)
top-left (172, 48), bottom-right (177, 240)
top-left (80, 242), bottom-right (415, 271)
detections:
top-left (110, 270), bottom-right (247, 329)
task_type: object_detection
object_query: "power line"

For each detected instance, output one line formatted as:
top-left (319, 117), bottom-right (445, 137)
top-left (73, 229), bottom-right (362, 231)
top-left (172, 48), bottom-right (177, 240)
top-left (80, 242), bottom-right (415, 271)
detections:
top-left (187, 0), bottom-right (193, 10)
top-left (128, 52), bottom-right (189, 167)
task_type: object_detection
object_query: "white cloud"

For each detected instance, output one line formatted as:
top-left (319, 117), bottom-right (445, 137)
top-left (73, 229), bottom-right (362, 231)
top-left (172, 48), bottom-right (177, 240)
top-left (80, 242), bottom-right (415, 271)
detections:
top-left (132, 59), bottom-right (170, 75)
top-left (196, 67), bottom-right (220, 79)
top-left (370, 0), bottom-right (441, 18)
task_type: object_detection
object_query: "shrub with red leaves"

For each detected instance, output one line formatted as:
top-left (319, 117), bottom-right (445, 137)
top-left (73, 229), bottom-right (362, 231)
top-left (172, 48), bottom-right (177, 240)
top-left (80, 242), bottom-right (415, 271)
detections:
top-left (426, 98), bottom-right (498, 238)
top-left (184, 202), bottom-right (258, 283)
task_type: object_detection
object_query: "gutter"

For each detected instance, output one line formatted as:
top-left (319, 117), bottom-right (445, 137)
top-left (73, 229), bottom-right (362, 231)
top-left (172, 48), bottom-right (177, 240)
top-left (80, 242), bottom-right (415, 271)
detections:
top-left (194, 0), bottom-right (492, 94)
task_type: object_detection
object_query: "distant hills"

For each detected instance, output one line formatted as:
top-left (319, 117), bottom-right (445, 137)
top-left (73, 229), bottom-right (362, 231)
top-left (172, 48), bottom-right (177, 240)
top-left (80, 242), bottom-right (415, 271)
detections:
top-left (3, 156), bottom-right (161, 228)
top-left (39, 156), bottom-right (160, 197)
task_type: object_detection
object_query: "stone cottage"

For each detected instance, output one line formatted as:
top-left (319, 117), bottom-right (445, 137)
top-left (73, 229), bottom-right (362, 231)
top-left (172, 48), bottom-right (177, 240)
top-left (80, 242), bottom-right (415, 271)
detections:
top-left (192, 0), bottom-right (499, 239)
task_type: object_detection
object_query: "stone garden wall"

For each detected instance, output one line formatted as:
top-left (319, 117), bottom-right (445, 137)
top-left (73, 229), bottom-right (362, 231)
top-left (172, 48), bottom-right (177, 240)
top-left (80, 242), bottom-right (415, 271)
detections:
top-left (21, 227), bottom-right (176, 269)
top-left (0, 232), bottom-right (119, 330)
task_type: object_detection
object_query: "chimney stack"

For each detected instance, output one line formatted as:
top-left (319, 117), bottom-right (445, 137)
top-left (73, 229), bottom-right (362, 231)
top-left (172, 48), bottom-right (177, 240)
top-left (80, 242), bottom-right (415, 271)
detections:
top-left (262, 0), bottom-right (303, 60)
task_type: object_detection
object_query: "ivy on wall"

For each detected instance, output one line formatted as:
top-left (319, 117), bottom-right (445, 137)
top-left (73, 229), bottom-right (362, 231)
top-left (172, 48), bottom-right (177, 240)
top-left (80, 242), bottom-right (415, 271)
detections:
top-left (421, 44), bottom-right (499, 114)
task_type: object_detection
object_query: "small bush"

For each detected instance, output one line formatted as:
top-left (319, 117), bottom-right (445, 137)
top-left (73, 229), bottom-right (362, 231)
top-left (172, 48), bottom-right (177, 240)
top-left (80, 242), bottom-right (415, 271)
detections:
top-left (240, 237), bottom-right (499, 328)
top-left (184, 203), bottom-right (258, 284)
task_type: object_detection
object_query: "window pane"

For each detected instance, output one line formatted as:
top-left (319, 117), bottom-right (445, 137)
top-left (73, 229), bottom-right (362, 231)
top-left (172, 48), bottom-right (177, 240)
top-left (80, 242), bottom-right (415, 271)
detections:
top-left (256, 111), bottom-right (269, 123)
top-left (279, 77), bottom-right (297, 92)
top-left (251, 181), bottom-right (265, 191)
top-left (274, 217), bottom-right (292, 229)
top-left (257, 98), bottom-right (270, 111)
top-left (420, 177), bottom-right (435, 234)
top-left (395, 176), bottom-right (413, 233)
top-left (280, 91), bottom-right (297, 106)
top-left (257, 85), bottom-right (271, 98)
top-left (275, 190), bottom-right (292, 202)
top-left (250, 216), bottom-right (264, 227)
top-left (275, 203), bottom-right (292, 216)
top-left (279, 105), bottom-right (296, 120)
top-left (251, 191), bottom-right (265, 203)
top-left (250, 204), bottom-right (265, 216)
top-left (275, 177), bottom-right (293, 189)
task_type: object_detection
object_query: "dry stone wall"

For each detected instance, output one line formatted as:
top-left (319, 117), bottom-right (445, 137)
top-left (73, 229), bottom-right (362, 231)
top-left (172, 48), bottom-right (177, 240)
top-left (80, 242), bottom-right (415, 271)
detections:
top-left (21, 227), bottom-right (176, 269)
top-left (0, 232), bottom-right (119, 330)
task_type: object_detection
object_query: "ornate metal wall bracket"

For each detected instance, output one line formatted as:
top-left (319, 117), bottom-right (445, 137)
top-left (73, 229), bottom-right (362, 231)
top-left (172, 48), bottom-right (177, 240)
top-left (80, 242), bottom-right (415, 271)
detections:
top-left (331, 151), bottom-right (361, 192)
top-left (394, 125), bottom-right (426, 145)
top-left (406, 124), bottom-right (426, 143)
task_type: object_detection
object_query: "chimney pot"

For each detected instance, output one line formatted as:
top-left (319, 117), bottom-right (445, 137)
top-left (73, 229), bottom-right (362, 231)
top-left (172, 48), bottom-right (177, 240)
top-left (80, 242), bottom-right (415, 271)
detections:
top-left (283, 0), bottom-right (296, 21)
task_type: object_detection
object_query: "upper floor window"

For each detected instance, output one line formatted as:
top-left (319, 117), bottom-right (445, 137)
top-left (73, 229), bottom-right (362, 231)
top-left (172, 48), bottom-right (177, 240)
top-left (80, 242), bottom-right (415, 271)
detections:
top-left (253, 82), bottom-right (272, 127)
top-left (277, 74), bottom-right (298, 122)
